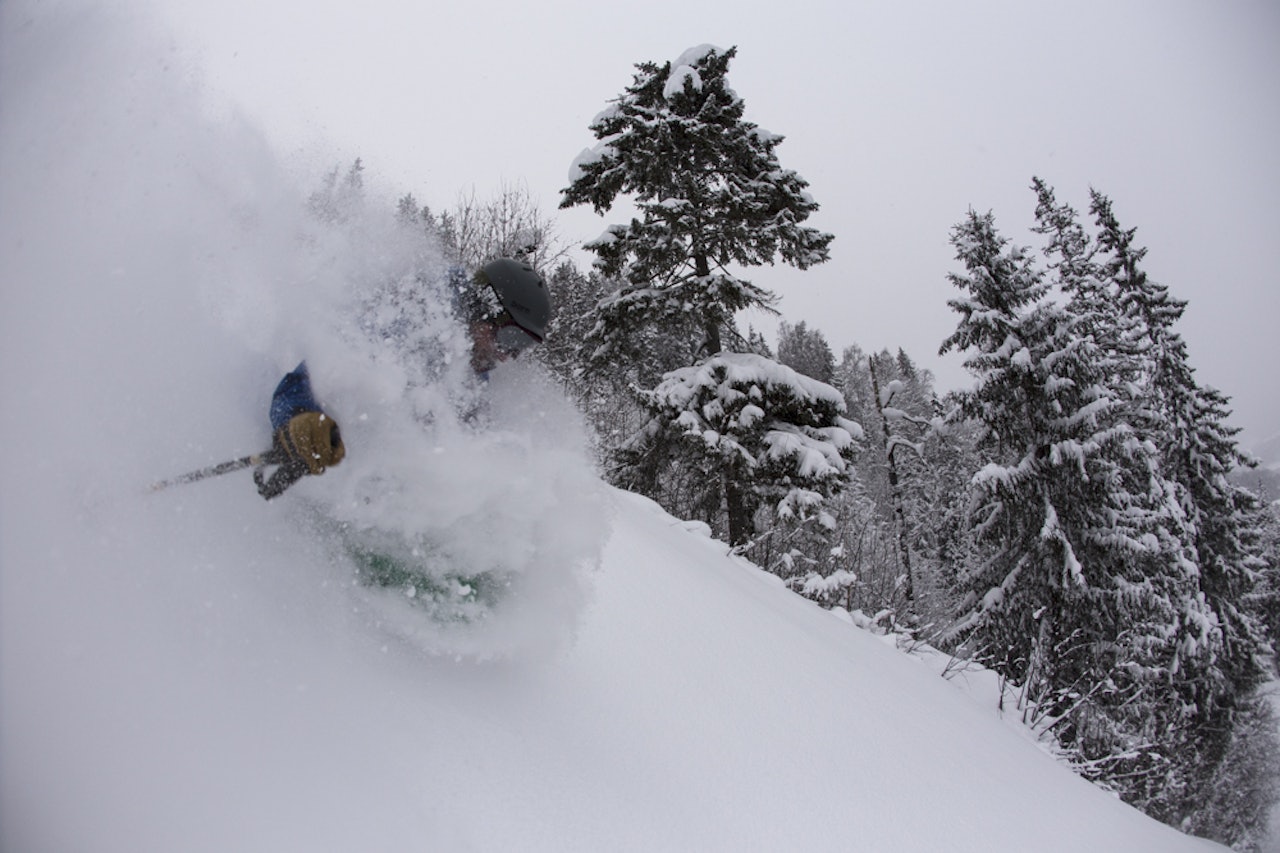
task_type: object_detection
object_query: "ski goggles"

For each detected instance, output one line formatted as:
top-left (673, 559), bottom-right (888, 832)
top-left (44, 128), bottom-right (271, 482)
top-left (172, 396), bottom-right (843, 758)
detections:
top-left (492, 312), bottom-right (542, 356)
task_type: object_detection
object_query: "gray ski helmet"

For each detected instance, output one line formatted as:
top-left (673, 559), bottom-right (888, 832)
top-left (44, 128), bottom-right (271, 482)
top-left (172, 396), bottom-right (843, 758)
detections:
top-left (476, 258), bottom-right (551, 340)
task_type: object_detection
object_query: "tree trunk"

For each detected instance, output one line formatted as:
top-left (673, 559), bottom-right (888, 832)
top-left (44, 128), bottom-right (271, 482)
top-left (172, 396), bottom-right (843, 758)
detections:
top-left (697, 253), bottom-right (723, 356)
top-left (870, 357), bottom-right (915, 605)
top-left (697, 251), bottom-right (751, 547)
top-left (724, 473), bottom-right (753, 548)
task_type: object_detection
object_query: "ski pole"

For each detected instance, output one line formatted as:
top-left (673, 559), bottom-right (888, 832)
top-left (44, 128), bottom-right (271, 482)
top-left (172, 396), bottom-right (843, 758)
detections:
top-left (149, 453), bottom-right (268, 492)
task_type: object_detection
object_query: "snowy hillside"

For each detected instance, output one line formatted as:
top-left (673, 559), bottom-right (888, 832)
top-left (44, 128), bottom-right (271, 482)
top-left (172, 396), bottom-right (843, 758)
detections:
top-left (1, 470), bottom-right (1227, 852)
top-left (0, 5), bottom-right (1231, 851)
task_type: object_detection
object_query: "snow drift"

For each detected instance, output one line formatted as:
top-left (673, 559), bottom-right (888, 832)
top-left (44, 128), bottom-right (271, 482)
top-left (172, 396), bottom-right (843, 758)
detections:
top-left (0, 4), bottom-right (1226, 851)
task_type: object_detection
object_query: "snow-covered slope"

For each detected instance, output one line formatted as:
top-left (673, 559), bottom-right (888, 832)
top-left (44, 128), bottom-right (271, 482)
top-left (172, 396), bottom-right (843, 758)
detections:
top-left (0, 5), bottom-right (1226, 851)
top-left (0, 479), bottom-right (1225, 852)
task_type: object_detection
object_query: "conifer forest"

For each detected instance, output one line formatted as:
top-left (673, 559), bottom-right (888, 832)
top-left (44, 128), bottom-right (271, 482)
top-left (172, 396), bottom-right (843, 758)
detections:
top-left (327, 45), bottom-right (1279, 851)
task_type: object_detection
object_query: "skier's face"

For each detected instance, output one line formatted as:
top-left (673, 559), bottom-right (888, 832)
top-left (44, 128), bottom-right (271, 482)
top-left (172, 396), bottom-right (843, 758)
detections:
top-left (471, 307), bottom-right (540, 371)
top-left (470, 318), bottom-right (539, 374)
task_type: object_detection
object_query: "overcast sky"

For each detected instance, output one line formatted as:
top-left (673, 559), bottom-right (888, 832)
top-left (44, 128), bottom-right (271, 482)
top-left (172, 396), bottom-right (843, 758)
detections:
top-left (132, 0), bottom-right (1279, 443)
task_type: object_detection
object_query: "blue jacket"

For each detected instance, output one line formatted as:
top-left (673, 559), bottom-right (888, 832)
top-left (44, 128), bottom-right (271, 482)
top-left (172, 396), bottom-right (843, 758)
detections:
top-left (269, 361), bottom-right (321, 432)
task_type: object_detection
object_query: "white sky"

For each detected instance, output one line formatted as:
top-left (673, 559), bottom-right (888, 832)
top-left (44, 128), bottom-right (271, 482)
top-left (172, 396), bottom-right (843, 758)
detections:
top-left (138, 0), bottom-right (1280, 443)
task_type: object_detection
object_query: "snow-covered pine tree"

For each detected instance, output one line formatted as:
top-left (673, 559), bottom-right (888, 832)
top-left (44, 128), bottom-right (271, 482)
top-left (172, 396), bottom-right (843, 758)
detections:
top-left (628, 353), bottom-right (860, 556)
top-left (940, 208), bottom-right (1067, 668)
top-left (1027, 183), bottom-right (1232, 817)
top-left (1091, 190), bottom-right (1277, 842)
top-left (1250, 502), bottom-right (1280, 672)
top-left (1029, 178), bottom-right (1122, 364)
top-left (308, 158), bottom-right (365, 224)
top-left (396, 193), bottom-right (423, 227)
top-left (777, 321), bottom-right (837, 385)
top-left (561, 44), bottom-right (831, 363)
top-left (939, 204), bottom-right (1204, 802)
top-left (560, 44), bottom-right (841, 547)
top-left (1093, 189), bottom-right (1269, 694)
top-left (740, 321), bottom-right (849, 576)
top-left (743, 326), bottom-right (774, 359)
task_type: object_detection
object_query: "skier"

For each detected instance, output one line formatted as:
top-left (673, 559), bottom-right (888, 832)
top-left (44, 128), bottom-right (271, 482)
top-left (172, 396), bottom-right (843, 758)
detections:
top-left (454, 257), bottom-right (552, 376)
top-left (253, 361), bottom-right (346, 500)
top-left (152, 259), bottom-right (549, 499)
top-left (252, 260), bottom-right (546, 498)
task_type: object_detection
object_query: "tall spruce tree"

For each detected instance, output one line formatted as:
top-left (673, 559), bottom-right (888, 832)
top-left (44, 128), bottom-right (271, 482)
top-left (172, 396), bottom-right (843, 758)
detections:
top-left (1091, 190), bottom-right (1276, 840)
top-left (308, 158), bottom-right (365, 224)
top-left (561, 45), bottom-right (832, 364)
top-left (560, 45), bottom-right (843, 547)
top-left (1029, 185), bottom-right (1232, 817)
top-left (939, 204), bottom-right (1205, 804)
top-left (777, 321), bottom-right (837, 384)
top-left (1093, 190), bottom-right (1269, 693)
top-left (942, 186), bottom-right (1277, 844)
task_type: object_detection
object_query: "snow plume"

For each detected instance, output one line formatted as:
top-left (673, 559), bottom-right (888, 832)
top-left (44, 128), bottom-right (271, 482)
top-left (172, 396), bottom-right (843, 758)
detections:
top-left (0, 0), bottom-right (603, 678)
top-left (317, 354), bottom-right (606, 660)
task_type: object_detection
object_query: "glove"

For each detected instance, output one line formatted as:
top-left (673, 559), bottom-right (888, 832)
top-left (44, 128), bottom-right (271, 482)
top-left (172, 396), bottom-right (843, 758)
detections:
top-left (281, 411), bottom-right (345, 475)
top-left (254, 412), bottom-right (345, 500)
